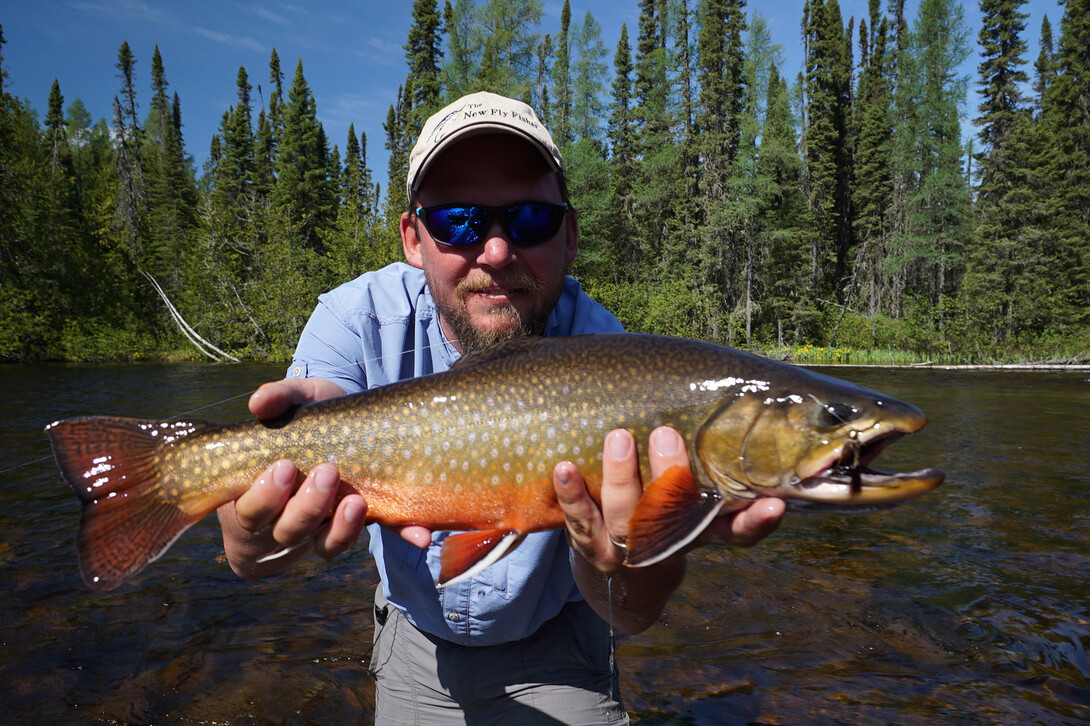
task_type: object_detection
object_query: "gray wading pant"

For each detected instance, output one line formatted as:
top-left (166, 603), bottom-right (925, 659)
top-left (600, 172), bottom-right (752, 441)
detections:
top-left (369, 587), bottom-right (630, 725)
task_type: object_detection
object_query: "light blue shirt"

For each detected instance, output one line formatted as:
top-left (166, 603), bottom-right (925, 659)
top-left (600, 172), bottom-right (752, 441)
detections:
top-left (288, 262), bottom-right (624, 646)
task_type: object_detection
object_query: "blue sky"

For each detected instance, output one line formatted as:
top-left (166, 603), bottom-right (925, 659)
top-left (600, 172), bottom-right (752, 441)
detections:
top-left (2, 0), bottom-right (1063, 180)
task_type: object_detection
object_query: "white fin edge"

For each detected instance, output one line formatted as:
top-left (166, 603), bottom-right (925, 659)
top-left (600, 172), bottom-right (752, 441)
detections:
top-left (626, 497), bottom-right (727, 568)
top-left (437, 531), bottom-right (526, 589)
top-left (256, 537), bottom-right (312, 564)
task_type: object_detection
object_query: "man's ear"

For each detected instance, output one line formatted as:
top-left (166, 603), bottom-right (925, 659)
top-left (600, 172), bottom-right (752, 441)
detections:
top-left (401, 211), bottom-right (425, 269)
top-left (564, 210), bottom-right (579, 267)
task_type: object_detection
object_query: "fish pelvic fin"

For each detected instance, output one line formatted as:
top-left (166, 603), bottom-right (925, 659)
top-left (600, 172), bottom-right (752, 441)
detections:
top-left (625, 465), bottom-right (726, 567)
top-left (44, 416), bottom-right (217, 591)
top-left (437, 529), bottom-right (526, 588)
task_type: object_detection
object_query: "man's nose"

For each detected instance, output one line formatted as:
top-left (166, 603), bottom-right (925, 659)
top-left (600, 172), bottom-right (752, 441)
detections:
top-left (477, 218), bottom-right (516, 267)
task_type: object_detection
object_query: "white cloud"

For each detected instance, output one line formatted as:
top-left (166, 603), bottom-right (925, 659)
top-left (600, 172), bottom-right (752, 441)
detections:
top-left (192, 27), bottom-right (266, 53)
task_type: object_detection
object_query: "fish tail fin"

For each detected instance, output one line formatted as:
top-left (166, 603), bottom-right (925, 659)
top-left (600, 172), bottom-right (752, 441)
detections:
top-left (45, 416), bottom-right (216, 590)
top-left (437, 529), bottom-right (525, 588)
top-left (624, 465), bottom-right (726, 567)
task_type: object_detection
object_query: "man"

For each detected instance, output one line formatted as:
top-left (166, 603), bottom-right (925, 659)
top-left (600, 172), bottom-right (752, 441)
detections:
top-left (218, 91), bottom-right (784, 724)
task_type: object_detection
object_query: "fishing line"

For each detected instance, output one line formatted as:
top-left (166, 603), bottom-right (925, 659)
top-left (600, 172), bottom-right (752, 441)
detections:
top-left (9, 336), bottom-right (465, 478)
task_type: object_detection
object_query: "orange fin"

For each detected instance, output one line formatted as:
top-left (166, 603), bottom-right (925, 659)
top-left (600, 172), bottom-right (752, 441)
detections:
top-left (45, 416), bottom-right (217, 590)
top-left (625, 465), bottom-right (725, 567)
top-left (437, 529), bottom-right (525, 588)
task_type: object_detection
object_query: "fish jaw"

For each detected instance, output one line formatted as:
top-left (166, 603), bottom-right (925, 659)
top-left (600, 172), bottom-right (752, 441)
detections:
top-left (784, 427), bottom-right (946, 510)
top-left (783, 466), bottom-right (946, 511)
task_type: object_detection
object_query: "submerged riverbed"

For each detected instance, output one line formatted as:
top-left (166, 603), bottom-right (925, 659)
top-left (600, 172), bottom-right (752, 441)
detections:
top-left (2, 362), bottom-right (1087, 724)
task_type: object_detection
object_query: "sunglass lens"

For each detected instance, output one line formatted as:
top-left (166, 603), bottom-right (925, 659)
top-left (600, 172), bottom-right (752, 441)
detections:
top-left (507, 204), bottom-right (565, 244)
top-left (428, 206), bottom-right (485, 246)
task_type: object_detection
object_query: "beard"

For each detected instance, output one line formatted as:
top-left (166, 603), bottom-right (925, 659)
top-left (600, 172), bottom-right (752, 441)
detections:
top-left (428, 269), bottom-right (564, 354)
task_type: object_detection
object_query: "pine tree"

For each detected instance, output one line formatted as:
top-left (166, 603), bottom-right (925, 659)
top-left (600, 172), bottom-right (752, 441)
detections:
top-left (476, 0), bottom-right (542, 99)
top-left (973, 0), bottom-right (1028, 202)
top-left (442, 0), bottom-right (477, 101)
top-left (267, 48), bottom-right (285, 158)
top-left (405, 0), bottom-right (444, 136)
top-left (895, 0), bottom-right (971, 329)
top-left (572, 10), bottom-right (607, 143)
top-left (1036, 0), bottom-right (1090, 334)
top-left (273, 58), bottom-right (335, 247)
top-left (143, 46), bottom-right (195, 293)
top-left (605, 23), bottom-right (638, 282)
top-left (219, 66), bottom-right (256, 205)
top-left (112, 41), bottom-right (148, 268)
top-left (693, 0), bottom-right (749, 341)
top-left (552, 0), bottom-right (573, 147)
top-left (759, 63), bottom-right (814, 344)
top-left (1032, 15), bottom-right (1054, 111)
top-left (801, 0), bottom-right (852, 302)
top-left (534, 33), bottom-right (552, 122)
top-left (384, 85), bottom-right (409, 211)
top-left (851, 13), bottom-right (895, 316)
top-left (45, 79), bottom-right (66, 171)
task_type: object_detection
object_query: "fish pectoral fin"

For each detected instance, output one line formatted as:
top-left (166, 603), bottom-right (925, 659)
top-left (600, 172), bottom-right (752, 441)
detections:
top-left (625, 465), bottom-right (726, 567)
top-left (437, 529), bottom-right (525, 589)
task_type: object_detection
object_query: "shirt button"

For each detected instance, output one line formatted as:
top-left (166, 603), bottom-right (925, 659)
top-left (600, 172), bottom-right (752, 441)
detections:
top-left (291, 366), bottom-right (302, 378)
top-left (447, 612), bottom-right (461, 622)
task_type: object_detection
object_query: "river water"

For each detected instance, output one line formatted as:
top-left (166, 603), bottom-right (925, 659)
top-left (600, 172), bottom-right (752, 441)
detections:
top-left (2, 361), bottom-right (1087, 724)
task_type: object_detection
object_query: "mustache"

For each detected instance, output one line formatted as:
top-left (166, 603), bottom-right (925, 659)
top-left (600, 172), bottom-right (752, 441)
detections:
top-left (456, 272), bottom-right (545, 295)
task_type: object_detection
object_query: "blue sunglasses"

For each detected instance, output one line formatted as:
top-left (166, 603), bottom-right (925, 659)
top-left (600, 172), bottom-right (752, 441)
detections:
top-left (415, 202), bottom-right (569, 247)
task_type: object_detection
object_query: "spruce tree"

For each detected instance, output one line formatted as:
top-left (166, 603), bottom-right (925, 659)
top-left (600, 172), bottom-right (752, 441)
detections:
top-left (572, 10), bottom-right (607, 143)
top-left (973, 0), bottom-right (1028, 201)
top-left (852, 15), bottom-right (895, 316)
top-left (552, 0), bottom-right (573, 147)
top-left (112, 41), bottom-right (148, 268)
top-left (1038, 0), bottom-right (1090, 334)
top-left (273, 58), bottom-right (335, 247)
top-left (1032, 15), bottom-right (1054, 111)
top-left (605, 23), bottom-right (638, 283)
top-left (405, 0), bottom-right (444, 137)
top-left (45, 79), bottom-right (66, 171)
top-left (476, 0), bottom-right (542, 100)
top-left (896, 0), bottom-right (971, 329)
top-left (441, 0), bottom-right (477, 101)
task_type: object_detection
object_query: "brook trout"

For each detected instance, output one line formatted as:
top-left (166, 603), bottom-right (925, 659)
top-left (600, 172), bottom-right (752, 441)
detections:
top-left (46, 333), bottom-right (944, 591)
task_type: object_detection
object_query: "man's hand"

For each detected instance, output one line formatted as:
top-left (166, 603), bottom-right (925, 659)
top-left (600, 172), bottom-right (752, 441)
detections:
top-left (218, 378), bottom-right (369, 579)
top-left (553, 426), bottom-right (785, 633)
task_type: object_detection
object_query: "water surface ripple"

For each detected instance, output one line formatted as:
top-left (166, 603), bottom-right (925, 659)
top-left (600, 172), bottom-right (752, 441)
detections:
top-left (2, 363), bottom-right (1087, 724)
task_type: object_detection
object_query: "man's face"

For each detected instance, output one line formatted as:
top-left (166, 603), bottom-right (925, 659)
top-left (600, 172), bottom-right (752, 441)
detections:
top-left (401, 134), bottom-right (577, 354)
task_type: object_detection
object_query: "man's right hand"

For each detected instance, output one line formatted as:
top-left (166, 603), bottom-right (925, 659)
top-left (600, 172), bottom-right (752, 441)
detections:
top-left (217, 377), bottom-right (369, 579)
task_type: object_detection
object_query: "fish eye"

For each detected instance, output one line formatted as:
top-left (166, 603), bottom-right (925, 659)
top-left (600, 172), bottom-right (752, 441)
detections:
top-left (820, 402), bottom-right (859, 428)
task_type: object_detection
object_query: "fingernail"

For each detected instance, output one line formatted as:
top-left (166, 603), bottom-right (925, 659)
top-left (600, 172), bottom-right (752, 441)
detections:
top-left (555, 463), bottom-right (574, 487)
top-left (652, 428), bottom-right (680, 457)
top-left (606, 430), bottom-right (633, 461)
top-left (344, 499), bottom-right (365, 524)
top-left (272, 460), bottom-right (295, 488)
top-left (315, 466), bottom-right (338, 493)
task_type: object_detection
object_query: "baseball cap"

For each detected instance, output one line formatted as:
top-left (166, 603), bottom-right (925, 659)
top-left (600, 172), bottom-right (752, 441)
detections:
top-left (406, 91), bottom-right (564, 202)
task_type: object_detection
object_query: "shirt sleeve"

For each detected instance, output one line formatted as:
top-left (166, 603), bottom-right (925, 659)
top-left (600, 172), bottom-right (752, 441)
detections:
top-left (288, 297), bottom-right (370, 395)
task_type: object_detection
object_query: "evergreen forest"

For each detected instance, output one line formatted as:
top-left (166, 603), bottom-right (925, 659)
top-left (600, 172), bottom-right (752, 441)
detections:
top-left (1, 0), bottom-right (1088, 364)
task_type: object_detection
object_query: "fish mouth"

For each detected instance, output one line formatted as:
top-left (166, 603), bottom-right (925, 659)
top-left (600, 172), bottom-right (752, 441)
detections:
top-left (790, 431), bottom-right (945, 510)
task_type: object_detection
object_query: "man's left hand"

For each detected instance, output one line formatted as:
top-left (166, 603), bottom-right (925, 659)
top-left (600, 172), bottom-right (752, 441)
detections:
top-left (554, 426), bottom-right (785, 575)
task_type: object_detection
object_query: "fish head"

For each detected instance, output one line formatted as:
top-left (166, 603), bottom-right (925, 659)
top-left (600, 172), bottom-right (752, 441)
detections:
top-left (694, 369), bottom-right (944, 510)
